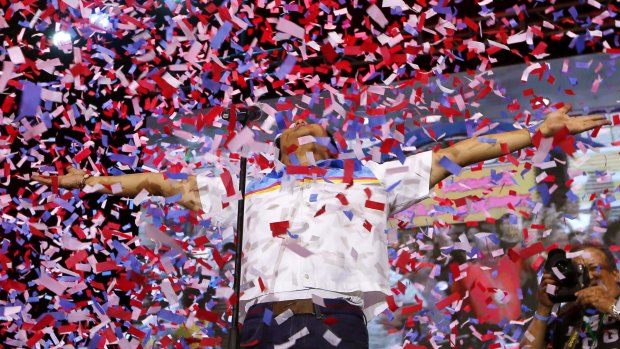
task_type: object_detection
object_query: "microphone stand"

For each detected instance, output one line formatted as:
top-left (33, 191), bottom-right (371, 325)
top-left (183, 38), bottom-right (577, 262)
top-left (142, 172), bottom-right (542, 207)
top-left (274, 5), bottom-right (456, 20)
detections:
top-left (227, 107), bottom-right (256, 349)
top-left (228, 151), bottom-right (246, 349)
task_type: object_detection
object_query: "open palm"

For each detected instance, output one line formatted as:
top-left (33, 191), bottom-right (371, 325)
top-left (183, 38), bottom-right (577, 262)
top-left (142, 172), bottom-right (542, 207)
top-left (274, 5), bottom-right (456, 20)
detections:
top-left (539, 104), bottom-right (610, 137)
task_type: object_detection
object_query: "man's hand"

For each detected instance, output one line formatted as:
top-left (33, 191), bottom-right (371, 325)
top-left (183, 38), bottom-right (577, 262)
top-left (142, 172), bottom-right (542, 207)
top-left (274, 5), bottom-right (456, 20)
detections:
top-left (537, 104), bottom-right (610, 137)
top-left (32, 167), bottom-right (88, 190)
top-left (537, 273), bottom-right (557, 313)
top-left (575, 285), bottom-right (618, 314)
top-left (378, 310), bottom-right (405, 329)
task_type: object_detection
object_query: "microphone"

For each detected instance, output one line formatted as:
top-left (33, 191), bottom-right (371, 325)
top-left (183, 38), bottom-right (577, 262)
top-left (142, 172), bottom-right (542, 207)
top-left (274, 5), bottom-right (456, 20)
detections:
top-left (221, 105), bottom-right (265, 123)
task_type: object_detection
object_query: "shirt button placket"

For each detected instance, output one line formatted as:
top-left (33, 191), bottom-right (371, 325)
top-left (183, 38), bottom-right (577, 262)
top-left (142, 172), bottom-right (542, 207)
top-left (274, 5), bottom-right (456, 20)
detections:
top-left (297, 179), bottom-right (309, 286)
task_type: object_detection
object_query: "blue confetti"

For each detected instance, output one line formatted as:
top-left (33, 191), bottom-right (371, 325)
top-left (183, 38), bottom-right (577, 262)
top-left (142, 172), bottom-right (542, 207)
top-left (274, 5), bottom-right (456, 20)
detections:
top-left (263, 308), bottom-right (273, 325)
top-left (439, 156), bottom-right (462, 176)
top-left (211, 22), bottom-right (233, 50)
top-left (343, 210), bottom-right (353, 221)
top-left (158, 309), bottom-right (186, 324)
top-left (477, 137), bottom-right (497, 143)
top-left (275, 54), bottom-right (297, 80)
top-left (165, 194), bottom-right (182, 204)
top-left (165, 172), bottom-right (189, 180)
top-left (18, 81), bottom-right (41, 119)
top-left (385, 179), bottom-right (401, 193)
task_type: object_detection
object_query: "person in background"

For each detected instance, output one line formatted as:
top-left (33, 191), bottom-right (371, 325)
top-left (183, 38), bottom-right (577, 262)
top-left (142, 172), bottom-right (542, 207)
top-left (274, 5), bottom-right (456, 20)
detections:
top-left (521, 242), bottom-right (620, 349)
top-left (368, 251), bottom-right (447, 348)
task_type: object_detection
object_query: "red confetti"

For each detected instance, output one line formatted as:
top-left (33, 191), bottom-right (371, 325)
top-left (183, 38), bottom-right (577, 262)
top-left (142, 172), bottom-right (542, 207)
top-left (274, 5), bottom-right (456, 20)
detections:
top-left (436, 292), bottom-right (461, 310)
top-left (270, 221), bottom-right (290, 237)
top-left (336, 193), bottom-right (349, 205)
top-left (220, 170), bottom-right (237, 197)
top-left (365, 200), bottom-right (385, 211)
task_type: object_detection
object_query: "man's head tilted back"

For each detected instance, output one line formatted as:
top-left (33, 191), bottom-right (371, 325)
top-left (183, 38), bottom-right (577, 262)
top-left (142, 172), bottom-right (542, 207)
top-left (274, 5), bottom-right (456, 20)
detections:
top-left (275, 120), bottom-right (337, 166)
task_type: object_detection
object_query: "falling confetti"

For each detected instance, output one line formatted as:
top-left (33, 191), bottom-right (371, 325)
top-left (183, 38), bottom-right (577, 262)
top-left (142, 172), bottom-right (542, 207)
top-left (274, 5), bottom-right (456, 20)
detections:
top-left (0, 0), bottom-right (618, 348)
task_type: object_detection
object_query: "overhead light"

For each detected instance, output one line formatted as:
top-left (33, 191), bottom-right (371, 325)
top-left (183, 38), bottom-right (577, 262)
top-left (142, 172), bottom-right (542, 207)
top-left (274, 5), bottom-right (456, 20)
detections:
top-left (52, 31), bottom-right (72, 50)
top-left (89, 11), bottom-right (111, 30)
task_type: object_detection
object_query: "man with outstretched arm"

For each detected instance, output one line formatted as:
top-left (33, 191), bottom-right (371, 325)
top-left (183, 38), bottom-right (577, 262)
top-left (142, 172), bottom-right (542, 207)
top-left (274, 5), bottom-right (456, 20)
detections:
top-left (33, 105), bottom-right (609, 348)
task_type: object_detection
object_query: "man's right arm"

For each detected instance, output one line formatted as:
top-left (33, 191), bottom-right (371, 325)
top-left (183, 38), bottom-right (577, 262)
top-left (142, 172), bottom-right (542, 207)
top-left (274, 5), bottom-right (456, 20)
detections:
top-left (521, 273), bottom-right (556, 349)
top-left (521, 307), bottom-right (552, 348)
top-left (33, 168), bottom-right (202, 212)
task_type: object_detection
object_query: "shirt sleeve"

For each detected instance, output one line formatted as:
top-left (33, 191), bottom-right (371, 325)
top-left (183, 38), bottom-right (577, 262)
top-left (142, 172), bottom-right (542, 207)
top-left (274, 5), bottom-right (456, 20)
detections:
top-left (365, 150), bottom-right (433, 214)
top-left (195, 174), bottom-right (238, 228)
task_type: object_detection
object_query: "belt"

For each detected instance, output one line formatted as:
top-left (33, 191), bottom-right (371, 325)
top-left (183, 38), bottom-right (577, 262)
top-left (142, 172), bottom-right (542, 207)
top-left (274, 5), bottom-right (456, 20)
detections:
top-left (272, 299), bottom-right (315, 316)
top-left (247, 298), bottom-right (362, 318)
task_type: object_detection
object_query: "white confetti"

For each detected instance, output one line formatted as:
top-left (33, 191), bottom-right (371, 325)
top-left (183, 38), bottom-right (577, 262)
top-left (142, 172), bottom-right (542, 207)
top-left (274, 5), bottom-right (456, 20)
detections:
top-left (7, 46), bottom-right (25, 65)
top-left (275, 309), bottom-right (294, 325)
top-left (323, 329), bottom-right (342, 346)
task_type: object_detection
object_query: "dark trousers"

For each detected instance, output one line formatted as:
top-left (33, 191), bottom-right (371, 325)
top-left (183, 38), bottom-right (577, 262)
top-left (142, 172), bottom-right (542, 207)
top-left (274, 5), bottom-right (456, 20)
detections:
top-left (240, 299), bottom-right (369, 348)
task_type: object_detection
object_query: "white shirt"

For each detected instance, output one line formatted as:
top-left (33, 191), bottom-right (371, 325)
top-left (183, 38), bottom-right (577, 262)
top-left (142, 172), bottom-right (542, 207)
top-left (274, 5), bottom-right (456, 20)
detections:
top-left (197, 151), bottom-right (432, 320)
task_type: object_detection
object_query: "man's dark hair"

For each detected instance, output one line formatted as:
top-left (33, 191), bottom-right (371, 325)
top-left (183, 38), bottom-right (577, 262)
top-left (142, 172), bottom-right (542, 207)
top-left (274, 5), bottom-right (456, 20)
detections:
top-left (274, 131), bottom-right (338, 161)
top-left (571, 241), bottom-right (618, 272)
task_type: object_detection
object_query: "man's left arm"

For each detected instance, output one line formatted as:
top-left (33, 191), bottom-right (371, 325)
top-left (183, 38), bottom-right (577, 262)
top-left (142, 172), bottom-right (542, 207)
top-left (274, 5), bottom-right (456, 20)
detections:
top-left (429, 104), bottom-right (610, 188)
top-left (575, 284), bottom-right (620, 316)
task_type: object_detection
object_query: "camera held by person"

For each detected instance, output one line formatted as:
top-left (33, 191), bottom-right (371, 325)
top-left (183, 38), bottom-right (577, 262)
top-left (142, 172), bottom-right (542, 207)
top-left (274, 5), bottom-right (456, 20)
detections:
top-left (544, 248), bottom-right (590, 303)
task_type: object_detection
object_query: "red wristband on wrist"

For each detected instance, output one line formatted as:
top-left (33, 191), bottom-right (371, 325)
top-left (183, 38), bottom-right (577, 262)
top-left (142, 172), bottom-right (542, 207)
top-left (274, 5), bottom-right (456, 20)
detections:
top-left (79, 174), bottom-right (91, 189)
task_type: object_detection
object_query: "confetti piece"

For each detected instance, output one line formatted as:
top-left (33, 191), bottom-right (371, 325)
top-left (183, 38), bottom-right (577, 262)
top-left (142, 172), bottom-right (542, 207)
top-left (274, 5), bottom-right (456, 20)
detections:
top-left (62, 0), bottom-right (79, 9)
top-left (477, 137), bottom-right (497, 144)
top-left (284, 241), bottom-right (312, 257)
top-left (323, 329), bottom-right (342, 346)
top-left (263, 308), bottom-right (273, 325)
top-left (212, 22), bottom-right (233, 50)
top-left (275, 309), bottom-right (294, 325)
top-left (401, 303), bottom-right (423, 315)
top-left (270, 221), bottom-right (290, 237)
top-left (521, 63), bottom-right (542, 82)
top-left (367, 5), bottom-right (388, 28)
top-left (19, 81), bottom-right (42, 118)
top-left (161, 279), bottom-right (179, 306)
top-left (550, 266), bottom-right (567, 282)
top-left (227, 126), bottom-right (254, 153)
top-left (0, 61), bottom-right (14, 93)
top-left (365, 200), bottom-right (385, 211)
top-left (111, 183), bottom-right (123, 194)
top-left (275, 54), bottom-right (298, 80)
top-left (436, 292), bottom-right (461, 310)
top-left (276, 18), bottom-right (305, 40)
top-left (297, 135), bottom-right (317, 146)
top-left (439, 156), bottom-right (463, 176)
top-left (37, 271), bottom-right (68, 295)
top-left (220, 170), bottom-right (237, 197)
top-left (7, 47), bottom-right (25, 65)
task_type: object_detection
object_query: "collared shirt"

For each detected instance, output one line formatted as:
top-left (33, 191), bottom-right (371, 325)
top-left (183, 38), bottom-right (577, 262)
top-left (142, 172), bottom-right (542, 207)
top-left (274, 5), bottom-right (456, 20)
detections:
top-left (197, 151), bottom-right (433, 320)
